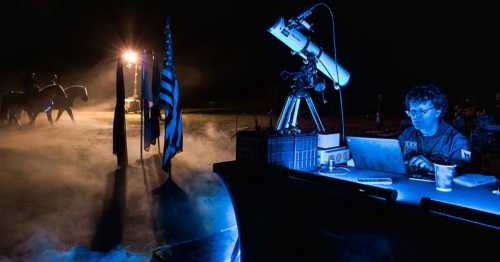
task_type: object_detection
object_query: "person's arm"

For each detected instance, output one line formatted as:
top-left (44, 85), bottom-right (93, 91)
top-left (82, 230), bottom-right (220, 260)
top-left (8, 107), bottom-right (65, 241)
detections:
top-left (449, 133), bottom-right (472, 170)
top-left (408, 155), bottom-right (433, 172)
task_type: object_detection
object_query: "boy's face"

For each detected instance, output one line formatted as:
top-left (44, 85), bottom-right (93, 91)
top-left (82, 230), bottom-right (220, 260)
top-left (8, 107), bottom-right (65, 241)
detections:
top-left (406, 100), bottom-right (441, 132)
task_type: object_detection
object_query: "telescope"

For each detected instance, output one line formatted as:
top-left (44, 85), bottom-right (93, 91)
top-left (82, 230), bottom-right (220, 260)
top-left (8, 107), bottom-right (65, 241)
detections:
top-left (268, 17), bottom-right (350, 88)
top-left (267, 6), bottom-right (351, 137)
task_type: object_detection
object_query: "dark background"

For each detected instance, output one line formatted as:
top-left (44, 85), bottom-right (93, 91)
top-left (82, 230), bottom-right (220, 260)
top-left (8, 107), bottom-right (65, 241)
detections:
top-left (0, 0), bottom-right (497, 115)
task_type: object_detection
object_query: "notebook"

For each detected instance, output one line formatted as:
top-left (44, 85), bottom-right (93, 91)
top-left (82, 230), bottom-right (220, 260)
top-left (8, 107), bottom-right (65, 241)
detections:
top-left (453, 174), bottom-right (497, 187)
top-left (346, 136), bottom-right (434, 180)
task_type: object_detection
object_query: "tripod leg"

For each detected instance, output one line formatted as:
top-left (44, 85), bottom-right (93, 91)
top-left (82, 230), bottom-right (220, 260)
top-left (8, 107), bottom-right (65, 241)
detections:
top-left (277, 95), bottom-right (293, 131)
top-left (291, 98), bottom-right (301, 128)
top-left (284, 96), bottom-right (299, 129)
top-left (305, 95), bottom-right (326, 133)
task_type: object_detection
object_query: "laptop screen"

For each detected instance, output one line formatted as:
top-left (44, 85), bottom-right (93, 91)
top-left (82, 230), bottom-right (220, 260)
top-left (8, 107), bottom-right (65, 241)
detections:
top-left (346, 136), bottom-right (407, 174)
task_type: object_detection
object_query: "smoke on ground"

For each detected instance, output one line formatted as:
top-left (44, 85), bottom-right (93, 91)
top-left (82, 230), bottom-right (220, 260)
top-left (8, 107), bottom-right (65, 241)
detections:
top-left (0, 111), bottom-right (248, 260)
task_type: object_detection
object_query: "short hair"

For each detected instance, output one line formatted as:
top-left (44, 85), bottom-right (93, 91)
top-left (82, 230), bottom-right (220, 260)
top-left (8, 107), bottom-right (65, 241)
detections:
top-left (405, 84), bottom-right (448, 116)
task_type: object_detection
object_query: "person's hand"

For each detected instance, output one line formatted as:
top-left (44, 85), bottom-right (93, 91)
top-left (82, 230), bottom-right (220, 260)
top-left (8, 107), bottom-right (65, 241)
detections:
top-left (408, 155), bottom-right (433, 172)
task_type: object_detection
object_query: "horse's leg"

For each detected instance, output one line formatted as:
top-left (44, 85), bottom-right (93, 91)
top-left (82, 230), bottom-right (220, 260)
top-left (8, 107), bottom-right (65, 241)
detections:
top-left (0, 104), bottom-right (6, 124)
top-left (8, 109), bottom-right (18, 126)
top-left (0, 101), bottom-right (12, 124)
top-left (8, 110), bottom-right (14, 125)
top-left (55, 109), bottom-right (64, 122)
top-left (27, 112), bottom-right (34, 126)
top-left (46, 110), bottom-right (54, 125)
top-left (28, 112), bottom-right (38, 126)
top-left (67, 108), bottom-right (75, 122)
top-left (15, 117), bottom-right (21, 128)
top-left (13, 111), bottom-right (21, 128)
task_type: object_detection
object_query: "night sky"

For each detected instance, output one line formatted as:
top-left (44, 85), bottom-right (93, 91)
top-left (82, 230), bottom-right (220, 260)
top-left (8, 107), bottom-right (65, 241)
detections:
top-left (0, 0), bottom-right (497, 114)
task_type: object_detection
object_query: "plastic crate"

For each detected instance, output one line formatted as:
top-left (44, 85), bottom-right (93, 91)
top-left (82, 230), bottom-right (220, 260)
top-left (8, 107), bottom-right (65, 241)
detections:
top-left (236, 131), bottom-right (318, 171)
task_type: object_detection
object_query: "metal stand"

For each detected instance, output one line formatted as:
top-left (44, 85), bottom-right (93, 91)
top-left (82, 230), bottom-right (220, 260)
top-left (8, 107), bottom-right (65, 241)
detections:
top-left (276, 88), bottom-right (325, 133)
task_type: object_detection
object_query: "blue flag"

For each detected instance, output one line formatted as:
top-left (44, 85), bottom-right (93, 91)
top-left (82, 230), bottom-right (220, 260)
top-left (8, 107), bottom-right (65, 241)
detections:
top-left (142, 50), bottom-right (156, 151)
top-left (159, 17), bottom-right (183, 172)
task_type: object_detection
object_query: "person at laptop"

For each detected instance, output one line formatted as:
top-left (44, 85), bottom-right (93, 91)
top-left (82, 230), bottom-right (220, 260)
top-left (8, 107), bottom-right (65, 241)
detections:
top-left (399, 84), bottom-right (471, 172)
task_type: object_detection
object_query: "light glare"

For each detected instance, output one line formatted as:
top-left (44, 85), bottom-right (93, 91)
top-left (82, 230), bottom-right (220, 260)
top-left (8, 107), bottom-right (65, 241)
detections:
top-left (122, 50), bottom-right (138, 64)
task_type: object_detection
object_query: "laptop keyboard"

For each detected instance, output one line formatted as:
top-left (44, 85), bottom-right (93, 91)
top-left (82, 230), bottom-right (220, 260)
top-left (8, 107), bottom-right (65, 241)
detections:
top-left (408, 172), bottom-right (435, 182)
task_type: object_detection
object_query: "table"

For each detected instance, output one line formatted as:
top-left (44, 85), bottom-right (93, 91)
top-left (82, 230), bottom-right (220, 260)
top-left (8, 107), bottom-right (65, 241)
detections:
top-left (213, 161), bottom-right (500, 261)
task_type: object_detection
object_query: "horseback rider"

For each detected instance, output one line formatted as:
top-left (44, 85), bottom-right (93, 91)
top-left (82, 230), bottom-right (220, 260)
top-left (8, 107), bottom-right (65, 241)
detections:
top-left (51, 73), bottom-right (59, 86)
top-left (23, 72), bottom-right (40, 99)
top-left (51, 73), bottom-right (68, 99)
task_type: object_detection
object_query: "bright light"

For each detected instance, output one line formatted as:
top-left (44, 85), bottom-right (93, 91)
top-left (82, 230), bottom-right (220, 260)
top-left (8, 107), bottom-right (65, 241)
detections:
top-left (122, 50), bottom-right (138, 64)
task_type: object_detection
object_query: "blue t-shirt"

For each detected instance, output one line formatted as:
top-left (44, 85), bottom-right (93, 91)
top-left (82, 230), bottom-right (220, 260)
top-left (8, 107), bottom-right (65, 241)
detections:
top-left (398, 121), bottom-right (471, 166)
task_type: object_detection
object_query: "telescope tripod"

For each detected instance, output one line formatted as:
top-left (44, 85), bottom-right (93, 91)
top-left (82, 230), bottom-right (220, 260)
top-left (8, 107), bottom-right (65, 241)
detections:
top-left (276, 88), bottom-right (325, 133)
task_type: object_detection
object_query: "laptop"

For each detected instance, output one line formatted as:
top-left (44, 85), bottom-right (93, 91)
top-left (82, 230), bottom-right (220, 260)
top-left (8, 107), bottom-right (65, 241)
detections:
top-left (346, 136), bottom-right (406, 174)
top-left (346, 136), bottom-right (434, 180)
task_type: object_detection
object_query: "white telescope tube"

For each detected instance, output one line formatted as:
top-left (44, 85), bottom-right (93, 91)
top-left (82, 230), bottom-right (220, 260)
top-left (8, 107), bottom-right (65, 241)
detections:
top-left (268, 17), bottom-right (350, 87)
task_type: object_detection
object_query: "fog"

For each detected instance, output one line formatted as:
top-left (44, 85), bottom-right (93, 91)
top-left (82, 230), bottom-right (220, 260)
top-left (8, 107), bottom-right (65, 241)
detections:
top-left (0, 110), bottom-right (250, 260)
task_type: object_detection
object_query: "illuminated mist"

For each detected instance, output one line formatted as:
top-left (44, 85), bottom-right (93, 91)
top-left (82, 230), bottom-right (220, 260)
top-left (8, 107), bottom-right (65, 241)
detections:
top-left (0, 110), bottom-right (258, 261)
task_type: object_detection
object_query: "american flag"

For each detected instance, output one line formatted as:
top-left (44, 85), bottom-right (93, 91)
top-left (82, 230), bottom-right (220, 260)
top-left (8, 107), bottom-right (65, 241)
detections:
top-left (159, 16), bottom-right (183, 172)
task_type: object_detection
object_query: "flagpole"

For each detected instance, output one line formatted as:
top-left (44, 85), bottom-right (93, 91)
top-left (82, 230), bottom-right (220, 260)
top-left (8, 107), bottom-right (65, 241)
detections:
top-left (153, 51), bottom-right (163, 159)
top-left (133, 63), bottom-right (138, 99)
top-left (139, 75), bottom-right (144, 165)
top-left (140, 52), bottom-right (144, 163)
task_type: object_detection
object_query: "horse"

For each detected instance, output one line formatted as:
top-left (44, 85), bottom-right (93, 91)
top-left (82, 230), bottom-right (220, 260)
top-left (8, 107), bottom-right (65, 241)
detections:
top-left (0, 84), bottom-right (67, 126)
top-left (50, 85), bottom-right (89, 122)
top-left (0, 90), bottom-right (25, 125)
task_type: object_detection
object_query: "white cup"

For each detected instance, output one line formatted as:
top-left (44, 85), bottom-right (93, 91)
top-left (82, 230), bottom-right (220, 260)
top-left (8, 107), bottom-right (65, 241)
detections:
top-left (434, 163), bottom-right (456, 192)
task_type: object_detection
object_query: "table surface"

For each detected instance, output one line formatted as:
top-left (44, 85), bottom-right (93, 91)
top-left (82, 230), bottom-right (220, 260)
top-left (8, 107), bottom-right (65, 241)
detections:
top-left (300, 167), bottom-right (500, 216)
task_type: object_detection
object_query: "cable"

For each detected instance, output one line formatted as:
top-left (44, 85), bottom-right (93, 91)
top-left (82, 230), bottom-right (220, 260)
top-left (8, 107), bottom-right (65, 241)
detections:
top-left (316, 2), bottom-right (346, 145)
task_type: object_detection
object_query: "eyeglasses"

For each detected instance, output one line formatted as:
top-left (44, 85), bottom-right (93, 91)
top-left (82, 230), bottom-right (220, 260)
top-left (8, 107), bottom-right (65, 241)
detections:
top-left (405, 107), bottom-right (434, 117)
